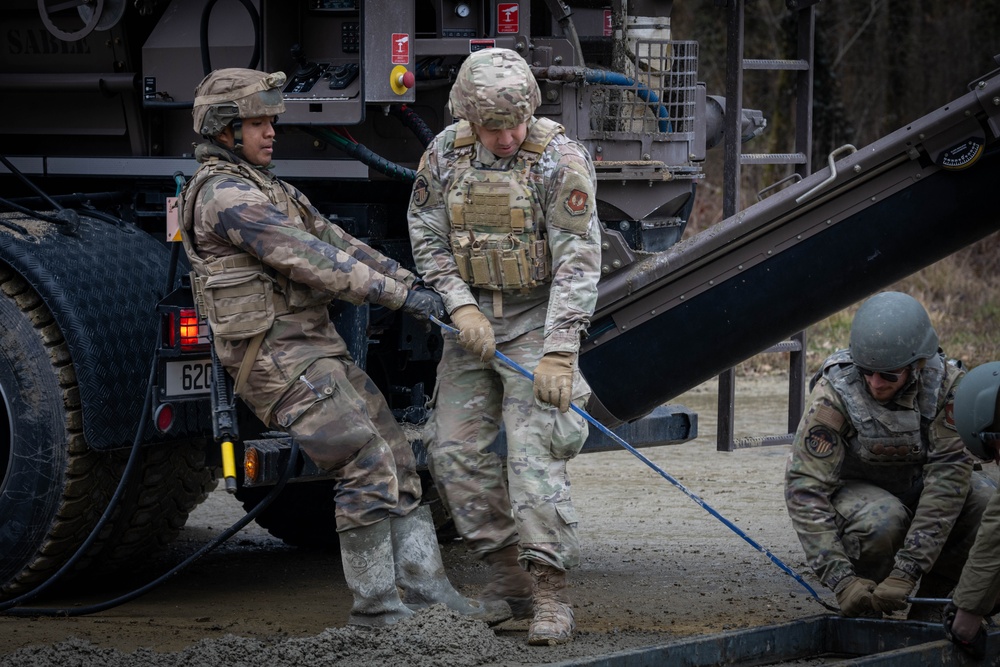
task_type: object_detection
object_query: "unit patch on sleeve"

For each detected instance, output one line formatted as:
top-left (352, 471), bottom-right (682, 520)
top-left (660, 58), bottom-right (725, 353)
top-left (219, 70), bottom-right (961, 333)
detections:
top-left (944, 400), bottom-right (957, 430)
top-left (411, 174), bottom-right (431, 207)
top-left (805, 425), bottom-right (837, 458)
top-left (564, 189), bottom-right (588, 215)
top-left (549, 167), bottom-right (593, 234)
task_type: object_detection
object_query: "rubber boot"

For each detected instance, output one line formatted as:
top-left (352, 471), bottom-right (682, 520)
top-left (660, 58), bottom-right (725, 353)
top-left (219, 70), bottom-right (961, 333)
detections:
top-left (340, 519), bottom-right (414, 628)
top-left (527, 562), bottom-right (575, 646)
top-left (391, 505), bottom-right (512, 625)
top-left (481, 544), bottom-right (534, 620)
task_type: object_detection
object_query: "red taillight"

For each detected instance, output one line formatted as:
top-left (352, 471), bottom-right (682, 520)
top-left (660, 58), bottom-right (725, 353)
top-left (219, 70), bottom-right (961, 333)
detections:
top-left (154, 403), bottom-right (175, 433)
top-left (164, 307), bottom-right (209, 352)
top-left (179, 308), bottom-right (202, 351)
top-left (164, 311), bottom-right (179, 349)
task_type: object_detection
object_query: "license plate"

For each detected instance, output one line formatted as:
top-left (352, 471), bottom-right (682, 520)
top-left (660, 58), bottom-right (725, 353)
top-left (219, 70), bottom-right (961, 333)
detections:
top-left (164, 360), bottom-right (213, 397)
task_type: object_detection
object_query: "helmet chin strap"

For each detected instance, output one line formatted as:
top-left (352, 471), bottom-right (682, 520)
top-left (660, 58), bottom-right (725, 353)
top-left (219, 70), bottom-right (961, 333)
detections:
top-left (231, 119), bottom-right (244, 154)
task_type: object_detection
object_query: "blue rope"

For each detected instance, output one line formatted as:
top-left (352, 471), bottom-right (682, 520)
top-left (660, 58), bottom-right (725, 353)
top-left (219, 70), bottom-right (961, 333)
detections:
top-left (430, 316), bottom-right (837, 612)
top-left (582, 69), bottom-right (672, 133)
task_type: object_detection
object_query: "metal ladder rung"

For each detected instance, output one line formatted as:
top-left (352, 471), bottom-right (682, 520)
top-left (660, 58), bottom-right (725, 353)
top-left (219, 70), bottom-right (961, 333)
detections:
top-left (730, 433), bottom-right (795, 449)
top-left (743, 58), bottom-right (810, 71)
top-left (740, 152), bottom-right (808, 165)
top-left (763, 339), bottom-right (803, 354)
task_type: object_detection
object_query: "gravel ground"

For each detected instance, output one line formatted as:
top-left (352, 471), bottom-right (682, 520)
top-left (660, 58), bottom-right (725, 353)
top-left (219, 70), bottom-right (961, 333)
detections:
top-left (0, 376), bottom-right (863, 666)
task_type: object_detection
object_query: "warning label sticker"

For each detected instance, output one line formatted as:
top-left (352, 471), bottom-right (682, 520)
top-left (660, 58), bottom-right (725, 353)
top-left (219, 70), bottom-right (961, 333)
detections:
top-left (497, 3), bottom-right (518, 34)
top-left (392, 33), bottom-right (410, 64)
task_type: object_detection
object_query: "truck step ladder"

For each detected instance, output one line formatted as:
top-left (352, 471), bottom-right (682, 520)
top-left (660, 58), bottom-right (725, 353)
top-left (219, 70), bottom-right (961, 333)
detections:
top-left (717, 0), bottom-right (817, 452)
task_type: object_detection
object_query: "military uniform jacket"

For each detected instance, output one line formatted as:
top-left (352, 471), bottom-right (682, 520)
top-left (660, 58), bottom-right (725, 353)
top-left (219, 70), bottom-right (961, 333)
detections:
top-left (785, 349), bottom-right (969, 588)
top-left (182, 143), bottom-right (415, 424)
top-left (407, 117), bottom-right (601, 355)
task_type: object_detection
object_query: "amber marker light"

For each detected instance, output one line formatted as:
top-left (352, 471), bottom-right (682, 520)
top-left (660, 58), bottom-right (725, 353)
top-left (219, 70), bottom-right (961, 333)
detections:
top-left (244, 447), bottom-right (259, 485)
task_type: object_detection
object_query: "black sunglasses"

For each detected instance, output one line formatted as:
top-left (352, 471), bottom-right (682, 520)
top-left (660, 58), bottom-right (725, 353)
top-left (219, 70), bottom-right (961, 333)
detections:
top-left (858, 367), bottom-right (905, 383)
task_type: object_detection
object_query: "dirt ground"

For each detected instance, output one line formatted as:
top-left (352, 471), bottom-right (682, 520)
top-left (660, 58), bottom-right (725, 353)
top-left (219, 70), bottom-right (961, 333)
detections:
top-left (0, 376), bottom-right (848, 666)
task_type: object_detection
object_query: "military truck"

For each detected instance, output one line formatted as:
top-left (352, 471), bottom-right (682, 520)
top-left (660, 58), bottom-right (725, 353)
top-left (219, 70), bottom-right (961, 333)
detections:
top-left (2, 0), bottom-right (999, 606)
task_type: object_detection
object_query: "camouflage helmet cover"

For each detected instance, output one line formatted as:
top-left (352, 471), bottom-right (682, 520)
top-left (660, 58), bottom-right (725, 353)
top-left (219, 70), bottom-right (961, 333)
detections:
top-left (192, 68), bottom-right (287, 137)
top-left (953, 361), bottom-right (1000, 461)
top-left (448, 48), bottom-right (541, 129)
top-left (849, 291), bottom-right (939, 372)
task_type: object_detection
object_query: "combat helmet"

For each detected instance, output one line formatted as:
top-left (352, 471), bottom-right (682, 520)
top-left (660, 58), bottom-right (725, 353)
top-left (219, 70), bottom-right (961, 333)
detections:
top-left (448, 48), bottom-right (541, 129)
top-left (849, 291), bottom-right (939, 372)
top-left (192, 68), bottom-right (287, 137)
top-left (953, 361), bottom-right (1000, 461)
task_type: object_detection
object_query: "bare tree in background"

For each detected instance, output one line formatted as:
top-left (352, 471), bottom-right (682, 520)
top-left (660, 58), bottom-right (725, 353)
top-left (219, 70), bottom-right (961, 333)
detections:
top-left (674, 0), bottom-right (1000, 225)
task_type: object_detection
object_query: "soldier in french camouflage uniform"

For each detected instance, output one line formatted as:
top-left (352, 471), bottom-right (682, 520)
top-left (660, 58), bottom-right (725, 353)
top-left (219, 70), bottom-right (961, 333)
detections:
top-left (407, 48), bottom-right (602, 645)
top-left (942, 361), bottom-right (1000, 658)
top-left (180, 68), bottom-right (509, 628)
top-left (785, 291), bottom-right (994, 619)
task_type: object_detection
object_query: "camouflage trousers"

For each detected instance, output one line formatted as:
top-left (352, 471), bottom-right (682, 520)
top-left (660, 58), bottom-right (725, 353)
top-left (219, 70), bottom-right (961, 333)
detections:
top-left (270, 356), bottom-right (421, 532)
top-left (425, 328), bottom-right (590, 571)
top-left (832, 471), bottom-right (995, 588)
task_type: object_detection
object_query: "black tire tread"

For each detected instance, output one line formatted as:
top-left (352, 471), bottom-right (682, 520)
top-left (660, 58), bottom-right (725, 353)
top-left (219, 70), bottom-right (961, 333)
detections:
top-left (0, 265), bottom-right (217, 598)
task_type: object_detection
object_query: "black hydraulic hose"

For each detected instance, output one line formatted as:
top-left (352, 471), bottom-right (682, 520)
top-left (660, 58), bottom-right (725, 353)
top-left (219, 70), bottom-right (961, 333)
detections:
top-left (304, 127), bottom-right (417, 182)
top-left (0, 154), bottom-right (78, 233)
top-left (390, 105), bottom-right (436, 149)
top-left (0, 155), bottom-right (63, 211)
top-left (200, 0), bottom-right (261, 75)
top-left (5, 441), bottom-right (300, 617)
top-left (78, 206), bottom-right (132, 231)
top-left (0, 196), bottom-right (69, 226)
top-left (0, 217), bottom-right (28, 235)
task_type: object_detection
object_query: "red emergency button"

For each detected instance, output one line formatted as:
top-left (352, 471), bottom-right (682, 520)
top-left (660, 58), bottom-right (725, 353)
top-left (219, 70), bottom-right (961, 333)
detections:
top-left (391, 65), bottom-right (414, 95)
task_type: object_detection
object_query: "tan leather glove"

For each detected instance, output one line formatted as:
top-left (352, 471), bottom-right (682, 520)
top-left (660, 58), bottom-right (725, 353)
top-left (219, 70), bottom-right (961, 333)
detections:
top-left (533, 352), bottom-right (576, 413)
top-left (451, 305), bottom-right (495, 362)
top-left (871, 570), bottom-right (916, 614)
top-left (834, 576), bottom-right (876, 617)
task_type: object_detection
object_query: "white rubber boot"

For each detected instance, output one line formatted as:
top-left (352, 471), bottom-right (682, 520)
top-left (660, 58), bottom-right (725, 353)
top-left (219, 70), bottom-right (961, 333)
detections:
top-left (340, 519), bottom-right (414, 627)
top-left (391, 505), bottom-right (512, 625)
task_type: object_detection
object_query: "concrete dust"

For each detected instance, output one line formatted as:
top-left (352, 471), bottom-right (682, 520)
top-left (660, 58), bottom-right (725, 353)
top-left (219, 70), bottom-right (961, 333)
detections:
top-left (2, 607), bottom-right (530, 667)
top-left (0, 376), bottom-right (841, 666)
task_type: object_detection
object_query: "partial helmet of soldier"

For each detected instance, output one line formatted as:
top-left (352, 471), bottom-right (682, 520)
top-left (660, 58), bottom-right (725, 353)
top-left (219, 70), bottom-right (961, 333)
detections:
top-left (953, 361), bottom-right (1000, 461)
top-left (448, 48), bottom-right (541, 129)
top-left (192, 68), bottom-right (287, 137)
top-left (849, 291), bottom-right (939, 372)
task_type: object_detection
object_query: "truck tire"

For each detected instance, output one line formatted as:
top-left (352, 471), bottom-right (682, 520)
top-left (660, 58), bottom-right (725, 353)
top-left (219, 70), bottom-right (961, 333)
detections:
top-left (0, 269), bottom-right (215, 599)
top-left (0, 269), bottom-right (111, 598)
top-left (88, 439), bottom-right (218, 575)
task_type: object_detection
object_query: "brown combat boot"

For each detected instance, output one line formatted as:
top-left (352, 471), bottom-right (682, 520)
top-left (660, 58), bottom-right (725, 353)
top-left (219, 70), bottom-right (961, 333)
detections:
top-left (527, 562), bottom-right (574, 646)
top-left (480, 544), bottom-right (534, 620)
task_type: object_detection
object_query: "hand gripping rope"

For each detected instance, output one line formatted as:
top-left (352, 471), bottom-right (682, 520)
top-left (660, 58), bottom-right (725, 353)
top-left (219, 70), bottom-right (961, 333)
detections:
top-left (430, 315), bottom-right (840, 613)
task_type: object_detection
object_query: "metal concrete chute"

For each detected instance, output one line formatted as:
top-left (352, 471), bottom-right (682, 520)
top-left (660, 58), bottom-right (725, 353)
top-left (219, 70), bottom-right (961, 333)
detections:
top-left (581, 62), bottom-right (1000, 427)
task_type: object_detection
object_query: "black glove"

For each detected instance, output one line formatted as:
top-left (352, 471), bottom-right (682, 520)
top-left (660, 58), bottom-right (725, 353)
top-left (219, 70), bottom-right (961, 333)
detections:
top-left (944, 601), bottom-right (988, 660)
top-left (401, 287), bottom-right (445, 322)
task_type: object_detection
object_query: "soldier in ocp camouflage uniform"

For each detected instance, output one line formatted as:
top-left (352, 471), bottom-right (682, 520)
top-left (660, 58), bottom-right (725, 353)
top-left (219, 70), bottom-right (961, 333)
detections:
top-left (785, 291), bottom-right (994, 619)
top-left (942, 361), bottom-right (1000, 658)
top-left (180, 68), bottom-right (509, 628)
top-left (407, 48), bottom-right (602, 646)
